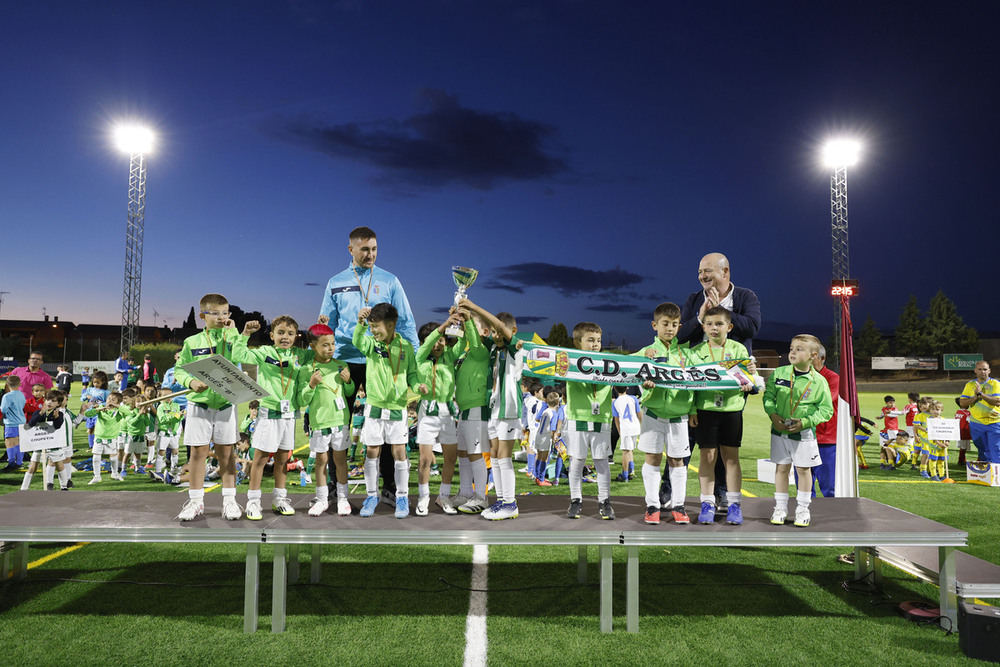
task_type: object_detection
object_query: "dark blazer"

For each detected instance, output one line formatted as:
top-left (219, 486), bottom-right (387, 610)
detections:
top-left (677, 285), bottom-right (762, 353)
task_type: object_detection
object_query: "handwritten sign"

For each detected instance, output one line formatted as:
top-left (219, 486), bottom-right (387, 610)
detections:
top-left (19, 421), bottom-right (69, 453)
top-left (181, 355), bottom-right (269, 405)
top-left (927, 417), bottom-right (960, 442)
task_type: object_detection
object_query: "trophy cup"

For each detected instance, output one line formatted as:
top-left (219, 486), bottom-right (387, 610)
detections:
top-left (445, 266), bottom-right (478, 336)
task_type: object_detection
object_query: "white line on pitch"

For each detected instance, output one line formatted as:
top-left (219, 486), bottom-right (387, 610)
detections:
top-left (463, 544), bottom-right (489, 667)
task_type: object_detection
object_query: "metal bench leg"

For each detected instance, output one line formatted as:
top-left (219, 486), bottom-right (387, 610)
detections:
top-left (310, 544), bottom-right (322, 584)
top-left (854, 546), bottom-right (871, 581)
top-left (627, 546), bottom-right (639, 633)
top-left (244, 543), bottom-right (259, 634)
top-left (600, 545), bottom-right (612, 633)
top-left (939, 546), bottom-right (958, 630)
top-left (577, 545), bottom-right (587, 583)
top-left (272, 545), bottom-right (287, 633)
top-left (288, 544), bottom-right (300, 582)
top-left (11, 542), bottom-right (28, 581)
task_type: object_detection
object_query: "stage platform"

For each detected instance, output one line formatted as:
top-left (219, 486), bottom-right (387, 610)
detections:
top-left (0, 491), bottom-right (968, 633)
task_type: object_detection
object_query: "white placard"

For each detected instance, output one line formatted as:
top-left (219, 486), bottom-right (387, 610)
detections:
top-left (18, 421), bottom-right (69, 453)
top-left (927, 417), bottom-right (960, 441)
top-left (180, 355), bottom-right (269, 405)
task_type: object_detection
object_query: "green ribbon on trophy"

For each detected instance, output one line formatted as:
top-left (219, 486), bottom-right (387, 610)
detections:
top-left (520, 342), bottom-right (759, 391)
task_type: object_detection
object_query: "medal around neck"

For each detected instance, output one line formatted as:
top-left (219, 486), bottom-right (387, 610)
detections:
top-left (446, 266), bottom-right (478, 336)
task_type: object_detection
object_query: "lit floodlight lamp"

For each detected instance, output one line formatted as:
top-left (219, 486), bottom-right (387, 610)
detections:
top-left (822, 139), bottom-right (860, 168)
top-left (114, 125), bottom-right (154, 154)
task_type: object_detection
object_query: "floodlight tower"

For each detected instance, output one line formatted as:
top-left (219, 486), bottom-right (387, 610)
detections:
top-left (822, 139), bottom-right (860, 341)
top-left (114, 125), bottom-right (153, 357)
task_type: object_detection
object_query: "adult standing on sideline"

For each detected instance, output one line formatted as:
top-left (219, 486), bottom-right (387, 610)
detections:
top-left (959, 361), bottom-right (1000, 463)
top-left (811, 345), bottom-right (839, 496)
top-left (319, 226), bottom-right (419, 500)
top-left (8, 351), bottom-right (53, 401)
top-left (664, 252), bottom-right (763, 507)
top-left (114, 354), bottom-right (133, 391)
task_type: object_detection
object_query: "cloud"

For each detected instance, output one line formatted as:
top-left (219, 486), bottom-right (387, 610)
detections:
top-left (303, 282), bottom-right (321, 286)
top-left (483, 263), bottom-right (644, 297)
top-left (586, 303), bottom-right (638, 313)
top-left (274, 89), bottom-right (569, 191)
top-left (514, 315), bottom-right (547, 325)
top-left (429, 306), bottom-right (452, 314)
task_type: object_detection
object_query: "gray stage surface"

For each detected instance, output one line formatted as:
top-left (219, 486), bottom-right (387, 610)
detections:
top-left (0, 491), bottom-right (968, 633)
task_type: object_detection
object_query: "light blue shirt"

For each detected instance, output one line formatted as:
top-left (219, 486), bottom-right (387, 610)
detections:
top-left (1, 390), bottom-right (27, 426)
top-left (319, 263), bottom-right (418, 365)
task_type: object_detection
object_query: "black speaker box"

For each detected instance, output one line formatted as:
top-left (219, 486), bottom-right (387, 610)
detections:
top-left (960, 600), bottom-right (1000, 663)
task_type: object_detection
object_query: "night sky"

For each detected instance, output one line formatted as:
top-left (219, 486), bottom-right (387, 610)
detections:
top-left (2, 1), bottom-right (997, 349)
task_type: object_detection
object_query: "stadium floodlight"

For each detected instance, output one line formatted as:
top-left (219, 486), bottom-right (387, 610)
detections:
top-left (822, 139), bottom-right (860, 168)
top-left (113, 123), bottom-right (153, 357)
top-left (823, 137), bottom-right (861, 349)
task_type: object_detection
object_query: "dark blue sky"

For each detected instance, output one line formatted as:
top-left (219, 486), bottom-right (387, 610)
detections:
top-left (2, 1), bottom-right (997, 347)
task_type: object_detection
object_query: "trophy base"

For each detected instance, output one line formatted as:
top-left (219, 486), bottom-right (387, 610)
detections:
top-left (444, 324), bottom-right (465, 337)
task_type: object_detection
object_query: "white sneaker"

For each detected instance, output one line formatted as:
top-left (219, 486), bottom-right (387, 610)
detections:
top-left (458, 495), bottom-right (488, 514)
top-left (416, 496), bottom-right (430, 516)
top-left (770, 507), bottom-right (787, 525)
top-left (487, 501), bottom-right (519, 521)
top-left (308, 498), bottom-right (329, 517)
top-left (111, 473), bottom-right (123, 482)
top-left (245, 498), bottom-right (263, 521)
top-left (449, 494), bottom-right (471, 510)
top-left (436, 495), bottom-right (457, 515)
top-left (794, 506), bottom-right (811, 527)
top-left (222, 498), bottom-right (243, 521)
top-left (273, 496), bottom-right (296, 516)
top-left (337, 497), bottom-right (352, 516)
top-left (178, 499), bottom-right (204, 521)
top-left (88, 476), bottom-right (102, 485)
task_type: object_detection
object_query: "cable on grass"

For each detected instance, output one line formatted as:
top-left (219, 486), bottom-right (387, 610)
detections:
top-left (913, 613), bottom-right (953, 636)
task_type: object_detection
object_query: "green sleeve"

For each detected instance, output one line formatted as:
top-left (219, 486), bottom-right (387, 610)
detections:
top-left (406, 343), bottom-right (421, 393)
top-left (762, 372), bottom-right (779, 417)
top-left (353, 321), bottom-right (373, 356)
top-left (800, 374), bottom-right (834, 430)
top-left (297, 366), bottom-right (317, 408)
top-left (173, 339), bottom-right (196, 390)
top-left (229, 335), bottom-right (261, 364)
top-left (416, 330), bottom-right (442, 362)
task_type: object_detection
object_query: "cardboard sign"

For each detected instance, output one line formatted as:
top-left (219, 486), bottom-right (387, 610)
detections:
top-left (18, 421), bottom-right (69, 453)
top-left (927, 417), bottom-right (960, 441)
top-left (180, 354), bottom-right (269, 405)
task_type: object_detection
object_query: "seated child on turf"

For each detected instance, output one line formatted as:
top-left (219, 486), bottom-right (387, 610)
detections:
top-left (555, 321), bottom-right (615, 520)
top-left (232, 315), bottom-right (315, 520)
top-left (354, 303), bottom-right (421, 518)
top-left (297, 323), bottom-right (355, 517)
top-left (240, 400), bottom-right (260, 437)
top-left (457, 299), bottom-right (525, 521)
top-left (688, 305), bottom-right (759, 525)
top-left (762, 334), bottom-right (833, 528)
top-left (887, 431), bottom-right (912, 469)
top-left (413, 315), bottom-right (463, 516)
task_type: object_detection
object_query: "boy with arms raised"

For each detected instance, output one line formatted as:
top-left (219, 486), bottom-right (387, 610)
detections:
top-left (354, 303), bottom-right (421, 518)
top-left (414, 316), bottom-right (463, 516)
top-left (762, 334), bottom-right (833, 527)
top-left (231, 315), bottom-right (315, 519)
top-left (688, 305), bottom-right (758, 525)
top-left (634, 303), bottom-right (696, 524)
top-left (173, 293), bottom-right (244, 521)
top-left (297, 323), bottom-right (355, 516)
top-left (557, 322), bottom-right (615, 520)
top-left (459, 300), bottom-right (524, 521)
top-left (446, 308), bottom-right (493, 514)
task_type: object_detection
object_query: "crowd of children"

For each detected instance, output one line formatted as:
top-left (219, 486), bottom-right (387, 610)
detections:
top-left (3, 288), bottom-right (981, 531)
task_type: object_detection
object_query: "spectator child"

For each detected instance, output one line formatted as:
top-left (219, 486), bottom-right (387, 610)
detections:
top-left (55, 366), bottom-right (72, 394)
top-left (903, 392), bottom-right (920, 438)
top-left (81, 371), bottom-right (111, 449)
top-left (926, 400), bottom-right (950, 481)
top-left (533, 385), bottom-right (563, 485)
top-left (2, 376), bottom-right (27, 470)
top-left (955, 397), bottom-right (972, 465)
top-left (912, 396), bottom-right (932, 474)
top-left (613, 386), bottom-right (641, 482)
top-left (879, 395), bottom-right (902, 441)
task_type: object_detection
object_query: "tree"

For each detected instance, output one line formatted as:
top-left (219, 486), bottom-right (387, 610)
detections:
top-left (925, 290), bottom-right (978, 354)
top-left (546, 323), bottom-right (572, 348)
top-left (894, 295), bottom-right (928, 356)
top-left (854, 316), bottom-right (887, 363)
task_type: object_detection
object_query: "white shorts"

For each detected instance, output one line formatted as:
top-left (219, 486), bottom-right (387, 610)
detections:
top-left (958, 439), bottom-right (971, 451)
top-left (362, 416), bottom-right (408, 446)
top-left (56, 444), bottom-right (73, 460)
top-left (417, 415), bottom-right (457, 445)
top-left (116, 434), bottom-right (127, 451)
top-left (904, 425), bottom-right (915, 438)
top-left (184, 403), bottom-right (238, 447)
top-left (252, 414), bottom-right (297, 454)
top-left (310, 426), bottom-right (349, 453)
top-left (770, 433), bottom-right (821, 468)
top-left (93, 439), bottom-right (116, 456)
top-left (126, 437), bottom-right (147, 455)
top-left (618, 434), bottom-right (638, 451)
top-left (458, 416), bottom-right (490, 455)
top-left (566, 422), bottom-right (612, 460)
top-left (157, 432), bottom-right (179, 451)
top-left (534, 431), bottom-right (554, 454)
top-left (638, 415), bottom-right (690, 458)
top-left (488, 417), bottom-right (521, 442)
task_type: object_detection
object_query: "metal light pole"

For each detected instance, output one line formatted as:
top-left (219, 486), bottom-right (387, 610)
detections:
top-left (822, 140), bottom-right (860, 349)
top-left (114, 125), bottom-right (154, 358)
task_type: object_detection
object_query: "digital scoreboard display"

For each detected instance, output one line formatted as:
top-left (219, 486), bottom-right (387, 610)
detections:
top-left (830, 279), bottom-right (859, 297)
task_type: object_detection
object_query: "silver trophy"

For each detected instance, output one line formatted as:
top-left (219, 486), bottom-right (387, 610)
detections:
top-left (445, 266), bottom-right (479, 336)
